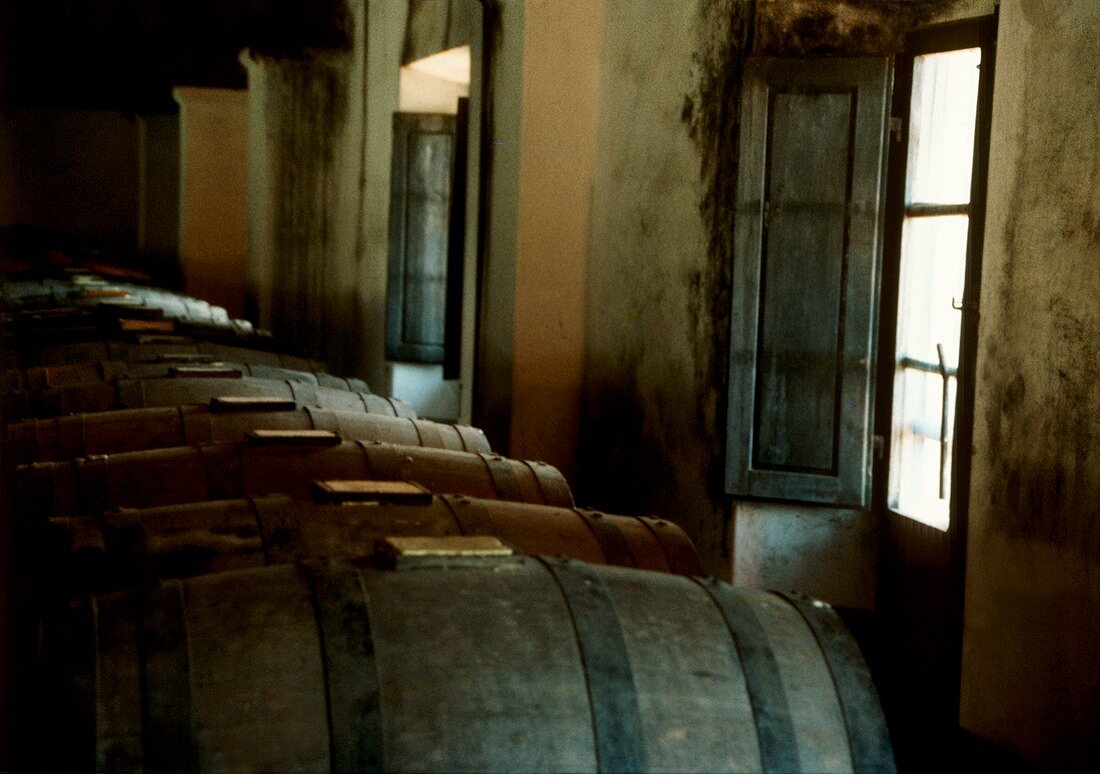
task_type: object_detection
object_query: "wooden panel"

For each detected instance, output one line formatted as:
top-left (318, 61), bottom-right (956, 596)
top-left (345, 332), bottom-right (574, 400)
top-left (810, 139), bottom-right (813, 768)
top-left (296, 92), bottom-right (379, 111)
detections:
top-left (726, 57), bottom-right (890, 507)
top-left (387, 113), bottom-right (456, 362)
top-left (755, 89), bottom-right (853, 473)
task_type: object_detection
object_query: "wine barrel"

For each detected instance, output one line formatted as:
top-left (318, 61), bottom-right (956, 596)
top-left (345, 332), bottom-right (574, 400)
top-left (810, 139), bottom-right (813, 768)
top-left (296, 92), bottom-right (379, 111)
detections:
top-left (47, 490), bottom-right (703, 593)
top-left (6, 402), bottom-right (487, 464)
top-left (4, 375), bottom-right (413, 419)
top-left (5, 315), bottom-right (256, 349)
top-left (17, 439), bottom-right (573, 519)
top-left (10, 336), bottom-right (315, 369)
top-left (4, 360), bottom-right (370, 393)
top-left (2, 279), bottom-right (229, 322)
top-left (43, 554), bottom-right (894, 772)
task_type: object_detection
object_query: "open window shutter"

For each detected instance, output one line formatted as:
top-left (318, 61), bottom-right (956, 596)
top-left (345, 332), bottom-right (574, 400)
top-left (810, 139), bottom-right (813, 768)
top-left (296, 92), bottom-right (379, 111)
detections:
top-left (725, 57), bottom-right (890, 507)
top-left (386, 112), bottom-right (457, 363)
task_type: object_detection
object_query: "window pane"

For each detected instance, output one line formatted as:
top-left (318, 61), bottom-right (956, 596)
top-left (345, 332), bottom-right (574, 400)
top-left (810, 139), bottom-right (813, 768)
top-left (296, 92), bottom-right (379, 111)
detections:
top-left (891, 368), bottom-right (957, 530)
top-left (905, 48), bottom-right (981, 205)
top-left (890, 213), bottom-right (968, 529)
top-left (896, 215), bottom-right (969, 368)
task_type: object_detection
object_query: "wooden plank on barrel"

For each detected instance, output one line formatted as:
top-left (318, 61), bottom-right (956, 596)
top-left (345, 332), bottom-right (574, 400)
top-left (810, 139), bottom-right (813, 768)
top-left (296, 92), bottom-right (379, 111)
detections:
top-left (209, 396), bottom-right (297, 413)
top-left (167, 366), bottom-right (243, 379)
top-left (119, 319), bottom-right (175, 333)
top-left (311, 480), bottom-right (432, 506)
top-left (245, 429), bottom-right (342, 447)
top-left (377, 535), bottom-right (513, 560)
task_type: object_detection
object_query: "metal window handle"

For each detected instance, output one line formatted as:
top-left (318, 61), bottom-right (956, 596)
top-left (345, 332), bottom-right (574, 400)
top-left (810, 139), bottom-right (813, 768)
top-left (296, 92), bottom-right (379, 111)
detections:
top-left (936, 343), bottom-right (950, 500)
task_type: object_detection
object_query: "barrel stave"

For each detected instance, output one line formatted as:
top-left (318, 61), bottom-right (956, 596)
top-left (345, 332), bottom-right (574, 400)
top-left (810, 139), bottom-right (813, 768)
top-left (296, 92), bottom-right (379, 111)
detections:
top-left (46, 494), bottom-right (700, 595)
top-left (742, 588), bottom-right (853, 773)
top-left (177, 566), bottom-right (331, 772)
top-left (365, 557), bottom-right (597, 772)
top-left (601, 568), bottom-right (762, 772)
top-left (18, 441), bottom-right (574, 520)
top-left (44, 559), bottom-right (891, 773)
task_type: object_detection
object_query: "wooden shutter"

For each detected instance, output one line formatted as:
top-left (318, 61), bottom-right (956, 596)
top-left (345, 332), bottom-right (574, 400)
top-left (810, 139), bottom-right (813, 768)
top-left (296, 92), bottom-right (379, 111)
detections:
top-left (386, 112), bottom-right (457, 363)
top-left (725, 57), bottom-right (890, 507)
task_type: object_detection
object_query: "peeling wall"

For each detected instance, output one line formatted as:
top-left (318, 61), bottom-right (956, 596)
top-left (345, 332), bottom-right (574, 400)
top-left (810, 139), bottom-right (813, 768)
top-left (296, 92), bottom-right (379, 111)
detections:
top-left (961, 0), bottom-right (1100, 767)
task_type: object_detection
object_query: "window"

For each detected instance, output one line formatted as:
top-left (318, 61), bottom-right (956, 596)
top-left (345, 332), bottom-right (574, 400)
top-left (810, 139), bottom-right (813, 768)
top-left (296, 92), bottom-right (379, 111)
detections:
top-left (386, 111), bottom-right (457, 363)
top-left (881, 21), bottom-right (995, 530)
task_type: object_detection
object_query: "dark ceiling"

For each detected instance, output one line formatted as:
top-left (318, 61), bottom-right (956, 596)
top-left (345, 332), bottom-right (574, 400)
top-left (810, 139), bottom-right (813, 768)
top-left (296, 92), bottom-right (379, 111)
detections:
top-left (4, 0), bottom-right (349, 113)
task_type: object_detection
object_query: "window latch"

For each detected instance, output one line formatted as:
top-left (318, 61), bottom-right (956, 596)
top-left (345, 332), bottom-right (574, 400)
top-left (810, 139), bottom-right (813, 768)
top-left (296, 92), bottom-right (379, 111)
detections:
top-left (952, 296), bottom-right (978, 312)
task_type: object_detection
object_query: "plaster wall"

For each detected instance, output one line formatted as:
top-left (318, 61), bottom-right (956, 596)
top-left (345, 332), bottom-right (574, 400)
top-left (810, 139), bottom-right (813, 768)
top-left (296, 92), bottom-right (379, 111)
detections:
top-left (244, 0), bottom-right (368, 377)
top-left (137, 114), bottom-right (181, 268)
top-left (578, 0), bottom-right (878, 599)
top-left (398, 67), bottom-right (468, 113)
top-left (507, 0), bottom-right (601, 483)
top-left (474, 0), bottom-right (523, 448)
top-left (175, 87), bottom-right (248, 317)
top-left (960, 1), bottom-right (1100, 766)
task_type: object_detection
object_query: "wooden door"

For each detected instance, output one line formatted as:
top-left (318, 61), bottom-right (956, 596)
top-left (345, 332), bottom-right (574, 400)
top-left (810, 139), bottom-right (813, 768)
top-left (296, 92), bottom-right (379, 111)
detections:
top-left (873, 15), bottom-right (997, 765)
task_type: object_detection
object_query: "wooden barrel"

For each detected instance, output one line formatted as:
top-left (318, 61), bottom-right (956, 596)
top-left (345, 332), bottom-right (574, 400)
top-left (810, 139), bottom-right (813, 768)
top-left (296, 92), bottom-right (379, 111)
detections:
top-left (4, 375), bottom-right (413, 419)
top-left (6, 402), bottom-right (488, 463)
top-left (47, 491), bottom-right (703, 593)
top-left (9, 336), bottom-right (317, 369)
top-left (2, 279), bottom-right (229, 323)
top-left (4, 361), bottom-right (370, 393)
top-left (43, 555), bottom-right (894, 772)
top-left (17, 438), bottom-right (574, 519)
top-left (0, 252), bottom-right (158, 285)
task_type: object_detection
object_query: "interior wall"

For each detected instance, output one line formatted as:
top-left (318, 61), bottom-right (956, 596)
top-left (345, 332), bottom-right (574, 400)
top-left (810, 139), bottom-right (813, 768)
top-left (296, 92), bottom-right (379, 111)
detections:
top-left (244, 0), bottom-right (369, 375)
top-left (575, 0), bottom-right (879, 598)
top-left (175, 87), bottom-right (248, 317)
top-left (506, 0), bottom-right (601, 482)
top-left (581, 0), bottom-right (733, 578)
top-left (398, 67), bottom-right (467, 113)
top-left (137, 113), bottom-right (181, 268)
top-left (960, 0), bottom-right (1100, 767)
top-left (473, 0), bottom-right (522, 449)
top-left (0, 109), bottom-right (140, 252)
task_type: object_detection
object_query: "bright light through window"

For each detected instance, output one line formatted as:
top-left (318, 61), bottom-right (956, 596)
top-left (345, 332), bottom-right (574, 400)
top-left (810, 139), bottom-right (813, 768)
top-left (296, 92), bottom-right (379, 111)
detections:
top-left (890, 47), bottom-right (981, 530)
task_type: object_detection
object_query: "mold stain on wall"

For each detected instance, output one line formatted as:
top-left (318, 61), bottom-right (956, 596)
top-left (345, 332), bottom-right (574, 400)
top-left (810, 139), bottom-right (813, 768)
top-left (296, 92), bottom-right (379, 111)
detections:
top-left (976, 6), bottom-right (1100, 558)
top-left (578, 0), bottom-right (755, 576)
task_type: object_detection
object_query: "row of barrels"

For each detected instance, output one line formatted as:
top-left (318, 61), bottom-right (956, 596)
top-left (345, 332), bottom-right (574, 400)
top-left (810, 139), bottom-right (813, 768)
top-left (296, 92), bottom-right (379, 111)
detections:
top-left (2, 239), bottom-right (894, 772)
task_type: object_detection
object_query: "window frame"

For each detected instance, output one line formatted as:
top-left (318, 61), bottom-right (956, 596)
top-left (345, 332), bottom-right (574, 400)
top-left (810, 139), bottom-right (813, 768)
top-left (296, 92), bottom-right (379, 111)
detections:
top-left (724, 56), bottom-right (891, 508)
top-left (873, 16), bottom-right (998, 528)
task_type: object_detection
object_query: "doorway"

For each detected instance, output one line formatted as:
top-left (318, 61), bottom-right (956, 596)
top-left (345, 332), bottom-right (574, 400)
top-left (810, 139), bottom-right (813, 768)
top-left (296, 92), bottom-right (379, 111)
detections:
top-left (385, 45), bottom-right (476, 422)
top-left (874, 14), bottom-right (998, 764)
